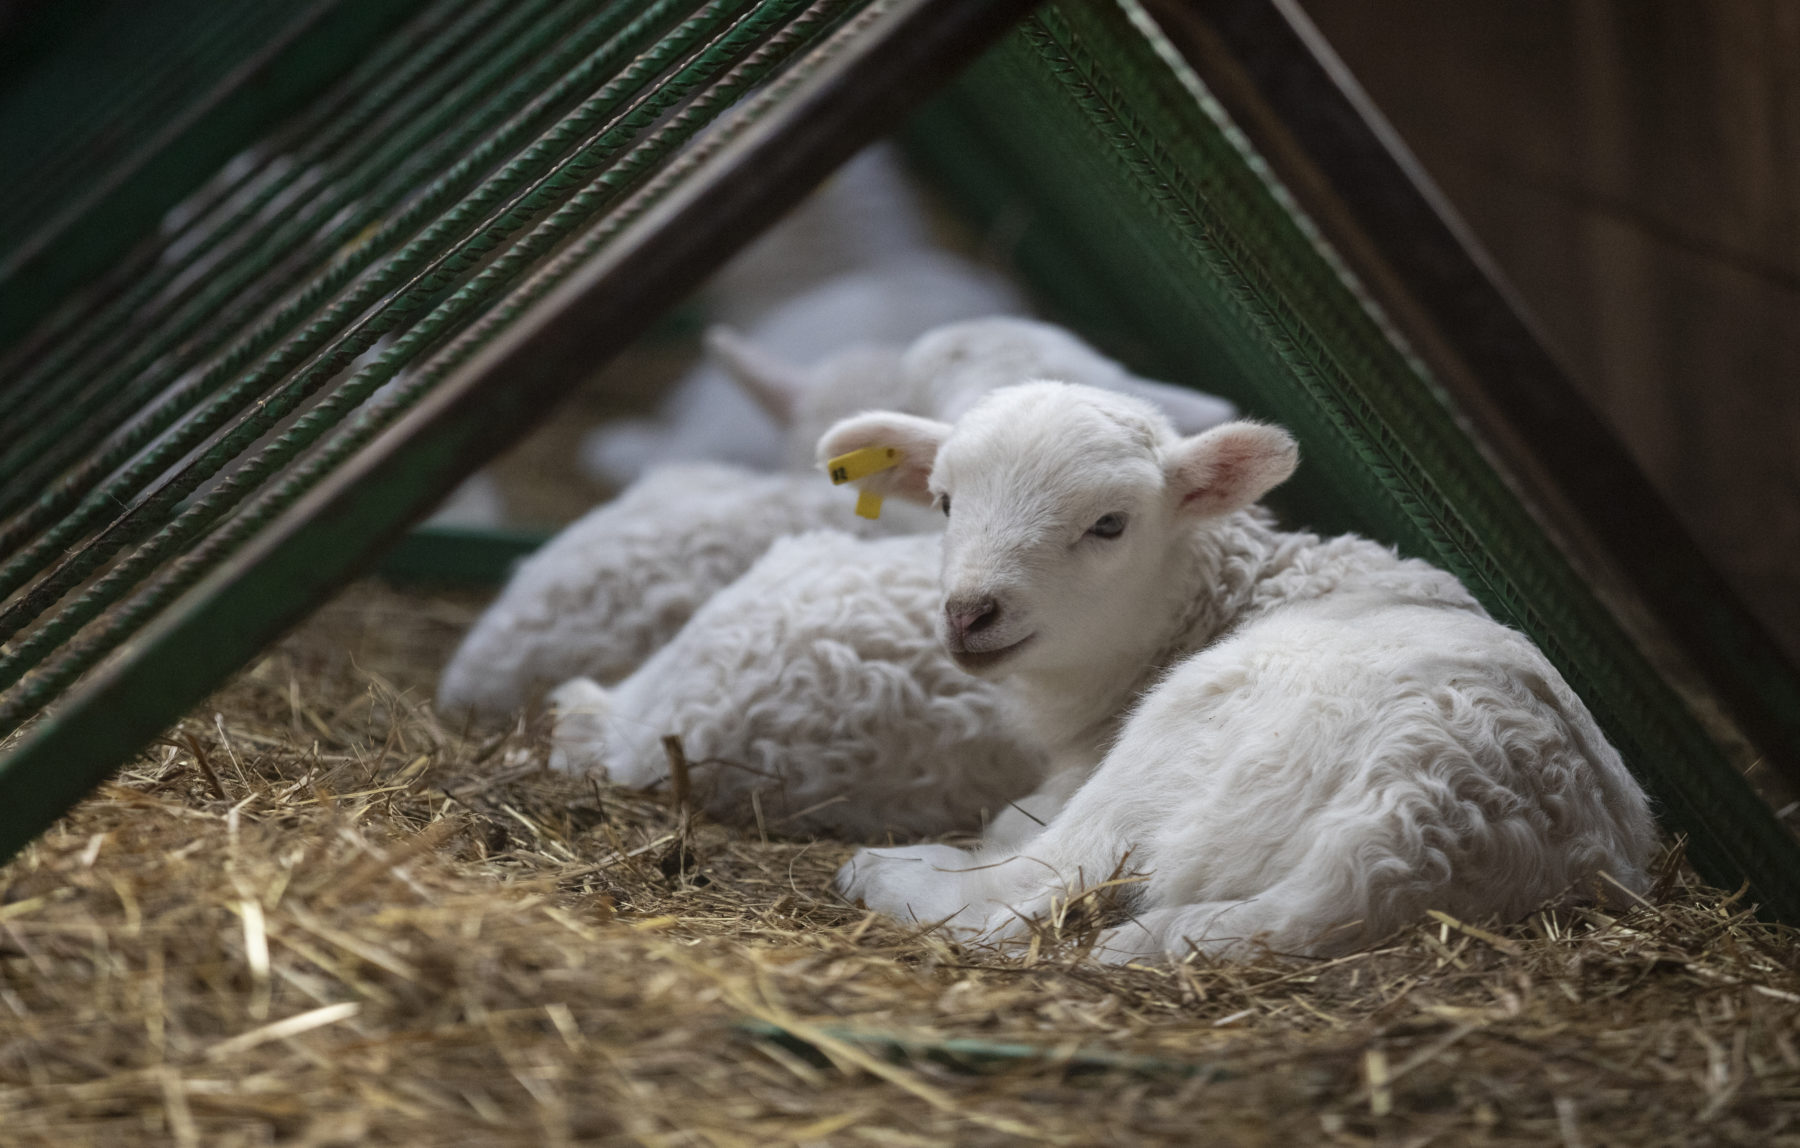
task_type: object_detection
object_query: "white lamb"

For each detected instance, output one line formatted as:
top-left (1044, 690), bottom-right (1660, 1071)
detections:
top-left (547, 530), bottom-right (1048, 839)
top-left (436, 463), bottom-right (939, 718)
top-left (438, 320), bottom-right (1236, 717)
top-left (820, 381), bottom-right (1659, 960)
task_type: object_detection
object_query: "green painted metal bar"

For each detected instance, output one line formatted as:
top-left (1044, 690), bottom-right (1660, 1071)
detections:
top-left (0, 0), bottom-right (581, 433)
top-left (0, 0), bottom-right (716, 599)
top-left (8, 8), bottom-right (265, 223)
top-left (0, 0), bottom-right (302, 260)
top-left (0, 4), bottom-right (274, 204)
top-left (0, 0), bottom-right (331, 382)
top-left (908, 2), bottom-right (1800, 919)
top-left (0, 0), bottom-right (434, 352)
top-left (0, 0), bottom-right (854, 726)
top-left (377, 525), bottom-right (554, 586)
top-left (0, 0), bottom-right (630, 501)
top-left (0, 0), bottom-right (1041, 867)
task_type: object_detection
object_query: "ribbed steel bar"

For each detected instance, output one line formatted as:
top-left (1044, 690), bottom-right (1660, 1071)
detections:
top-left (0, 0), bottom-right (710, 581)
top-left (0, 0), bottom-right (684, 543)
top-left (0, 0), bottom-right (1037, 865)
top-left (0, 0), bottom-right (557, 425)
top-left (0, 0), bottom-right (818, 677)
top-left (0, 0), bottom-right (495, 412)
top-left (1, 4), bottom-right (274, 207)
top-left (0, 0), bottom-right (859, 731)
top-left (0, 0), bottom-right (586, 485)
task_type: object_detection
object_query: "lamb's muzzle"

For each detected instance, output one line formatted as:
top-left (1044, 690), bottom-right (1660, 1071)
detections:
top-left (942, 593), bottom-right (1034, 672)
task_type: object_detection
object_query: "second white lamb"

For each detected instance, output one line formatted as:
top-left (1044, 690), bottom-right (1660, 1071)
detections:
top-left (548, 529), bottom-right (1048, 839)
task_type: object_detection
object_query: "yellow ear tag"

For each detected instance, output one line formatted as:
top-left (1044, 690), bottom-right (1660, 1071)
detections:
top-left (826, 445), bottom-right (902, 484)
top-left (825, 446), bottom-right (903, 521)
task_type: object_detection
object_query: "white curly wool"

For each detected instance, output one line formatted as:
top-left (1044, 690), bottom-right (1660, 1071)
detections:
top-left (436, 464), bottom-right (938, 717)
top-left (821, 382), bottom-right (1660, 960)
top-left (547, 531), bottom-right (1049, 839)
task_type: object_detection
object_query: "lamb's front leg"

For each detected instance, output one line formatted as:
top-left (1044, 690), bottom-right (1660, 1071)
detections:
top-left (836, 844), bottom-right (981, 928)
top-left (981, 758), bottom-right (1093, 850)
top-left (835, 844), bottom-right (1065, 940)
top-left (838, 827), bottom-right (1142, 945)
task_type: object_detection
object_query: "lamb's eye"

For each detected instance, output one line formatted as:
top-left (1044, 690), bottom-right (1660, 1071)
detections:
top-left (940, 495), bottom-right (951, 518)
top-left (1088, 512), bottom-right (1127, 539)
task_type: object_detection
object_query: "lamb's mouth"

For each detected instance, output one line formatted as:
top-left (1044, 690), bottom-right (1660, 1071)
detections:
top-left (950, 634), bottom-right (1034, 672)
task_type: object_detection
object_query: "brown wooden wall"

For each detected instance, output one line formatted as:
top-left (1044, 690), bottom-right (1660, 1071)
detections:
top-left (1298, 0), bottom-right (1800, 662)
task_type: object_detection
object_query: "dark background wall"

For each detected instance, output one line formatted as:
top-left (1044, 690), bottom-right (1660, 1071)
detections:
top-left (1298, 0), bottom-right (1800, 662)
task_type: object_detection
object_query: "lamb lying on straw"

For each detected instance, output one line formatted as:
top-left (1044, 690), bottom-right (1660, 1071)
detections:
top-left (822, 381), bottom-right (1659, 960)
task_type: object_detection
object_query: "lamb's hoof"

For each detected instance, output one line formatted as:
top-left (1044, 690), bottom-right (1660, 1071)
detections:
top-left (547, 677), bottom-right (611, 775)
top-left (836, 843), bottom-right (973, 923)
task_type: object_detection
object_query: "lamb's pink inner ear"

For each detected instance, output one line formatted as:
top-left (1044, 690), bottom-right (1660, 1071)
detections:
top-left (1171, 423), bottom-right (1299, 518)
top-left (816, 411), bottom-right (950, 504)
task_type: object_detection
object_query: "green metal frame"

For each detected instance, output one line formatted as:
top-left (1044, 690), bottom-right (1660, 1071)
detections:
top-left (378, 525), bottom-right (553, 586)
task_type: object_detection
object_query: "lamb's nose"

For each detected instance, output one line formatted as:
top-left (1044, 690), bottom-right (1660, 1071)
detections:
top-left (945, 596), bottom-right (1001, 641)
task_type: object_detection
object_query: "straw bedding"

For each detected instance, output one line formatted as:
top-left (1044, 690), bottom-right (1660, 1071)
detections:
top-left (2, 579), bottom-right (1798, 1146)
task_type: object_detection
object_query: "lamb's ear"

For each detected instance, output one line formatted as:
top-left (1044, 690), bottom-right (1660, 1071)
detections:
top-left (1166, 421), bottom-right (1298, 518)
top-left (706, 325), bottom-right (804, 423)
top-left (815, 411), bottom-right (950, 505)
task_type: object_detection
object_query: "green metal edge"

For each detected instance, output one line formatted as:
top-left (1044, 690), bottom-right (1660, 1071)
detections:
top-left (377, 524), bottom-right (553, 586)
top-left (0, 431), bottom-right (463, 857)
top-left (908, 2), bottom-right (1800, 919)
top-left (0, 0), bottom-right (434, 353)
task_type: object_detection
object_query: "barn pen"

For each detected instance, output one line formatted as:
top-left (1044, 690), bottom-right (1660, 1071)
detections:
top-left (2, 0), bottom-right (1799, 1143)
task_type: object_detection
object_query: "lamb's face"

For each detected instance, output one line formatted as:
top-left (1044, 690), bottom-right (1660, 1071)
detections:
top-left (926, 385), bottom-right (1178, 676)
top-left (817, 380), bottom-right (1299, 680)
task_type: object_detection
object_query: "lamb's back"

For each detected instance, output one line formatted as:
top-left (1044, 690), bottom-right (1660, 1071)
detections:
top-left (597, 530), bottom-right (1049, 838)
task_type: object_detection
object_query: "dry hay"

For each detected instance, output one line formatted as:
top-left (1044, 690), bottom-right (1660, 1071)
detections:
top-left (2, 581), bottom-right (1799, 1147)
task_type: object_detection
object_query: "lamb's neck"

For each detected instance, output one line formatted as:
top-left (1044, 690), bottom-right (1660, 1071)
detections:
top-left (1002, 667), bottom-right (1137, 766)
top-left (1150, 509), bottom-right (1297, 659)
top-left (1005, 512), bottom-right (1474, 769)
top-left (1112, 510), bottom-right (1476, 687)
